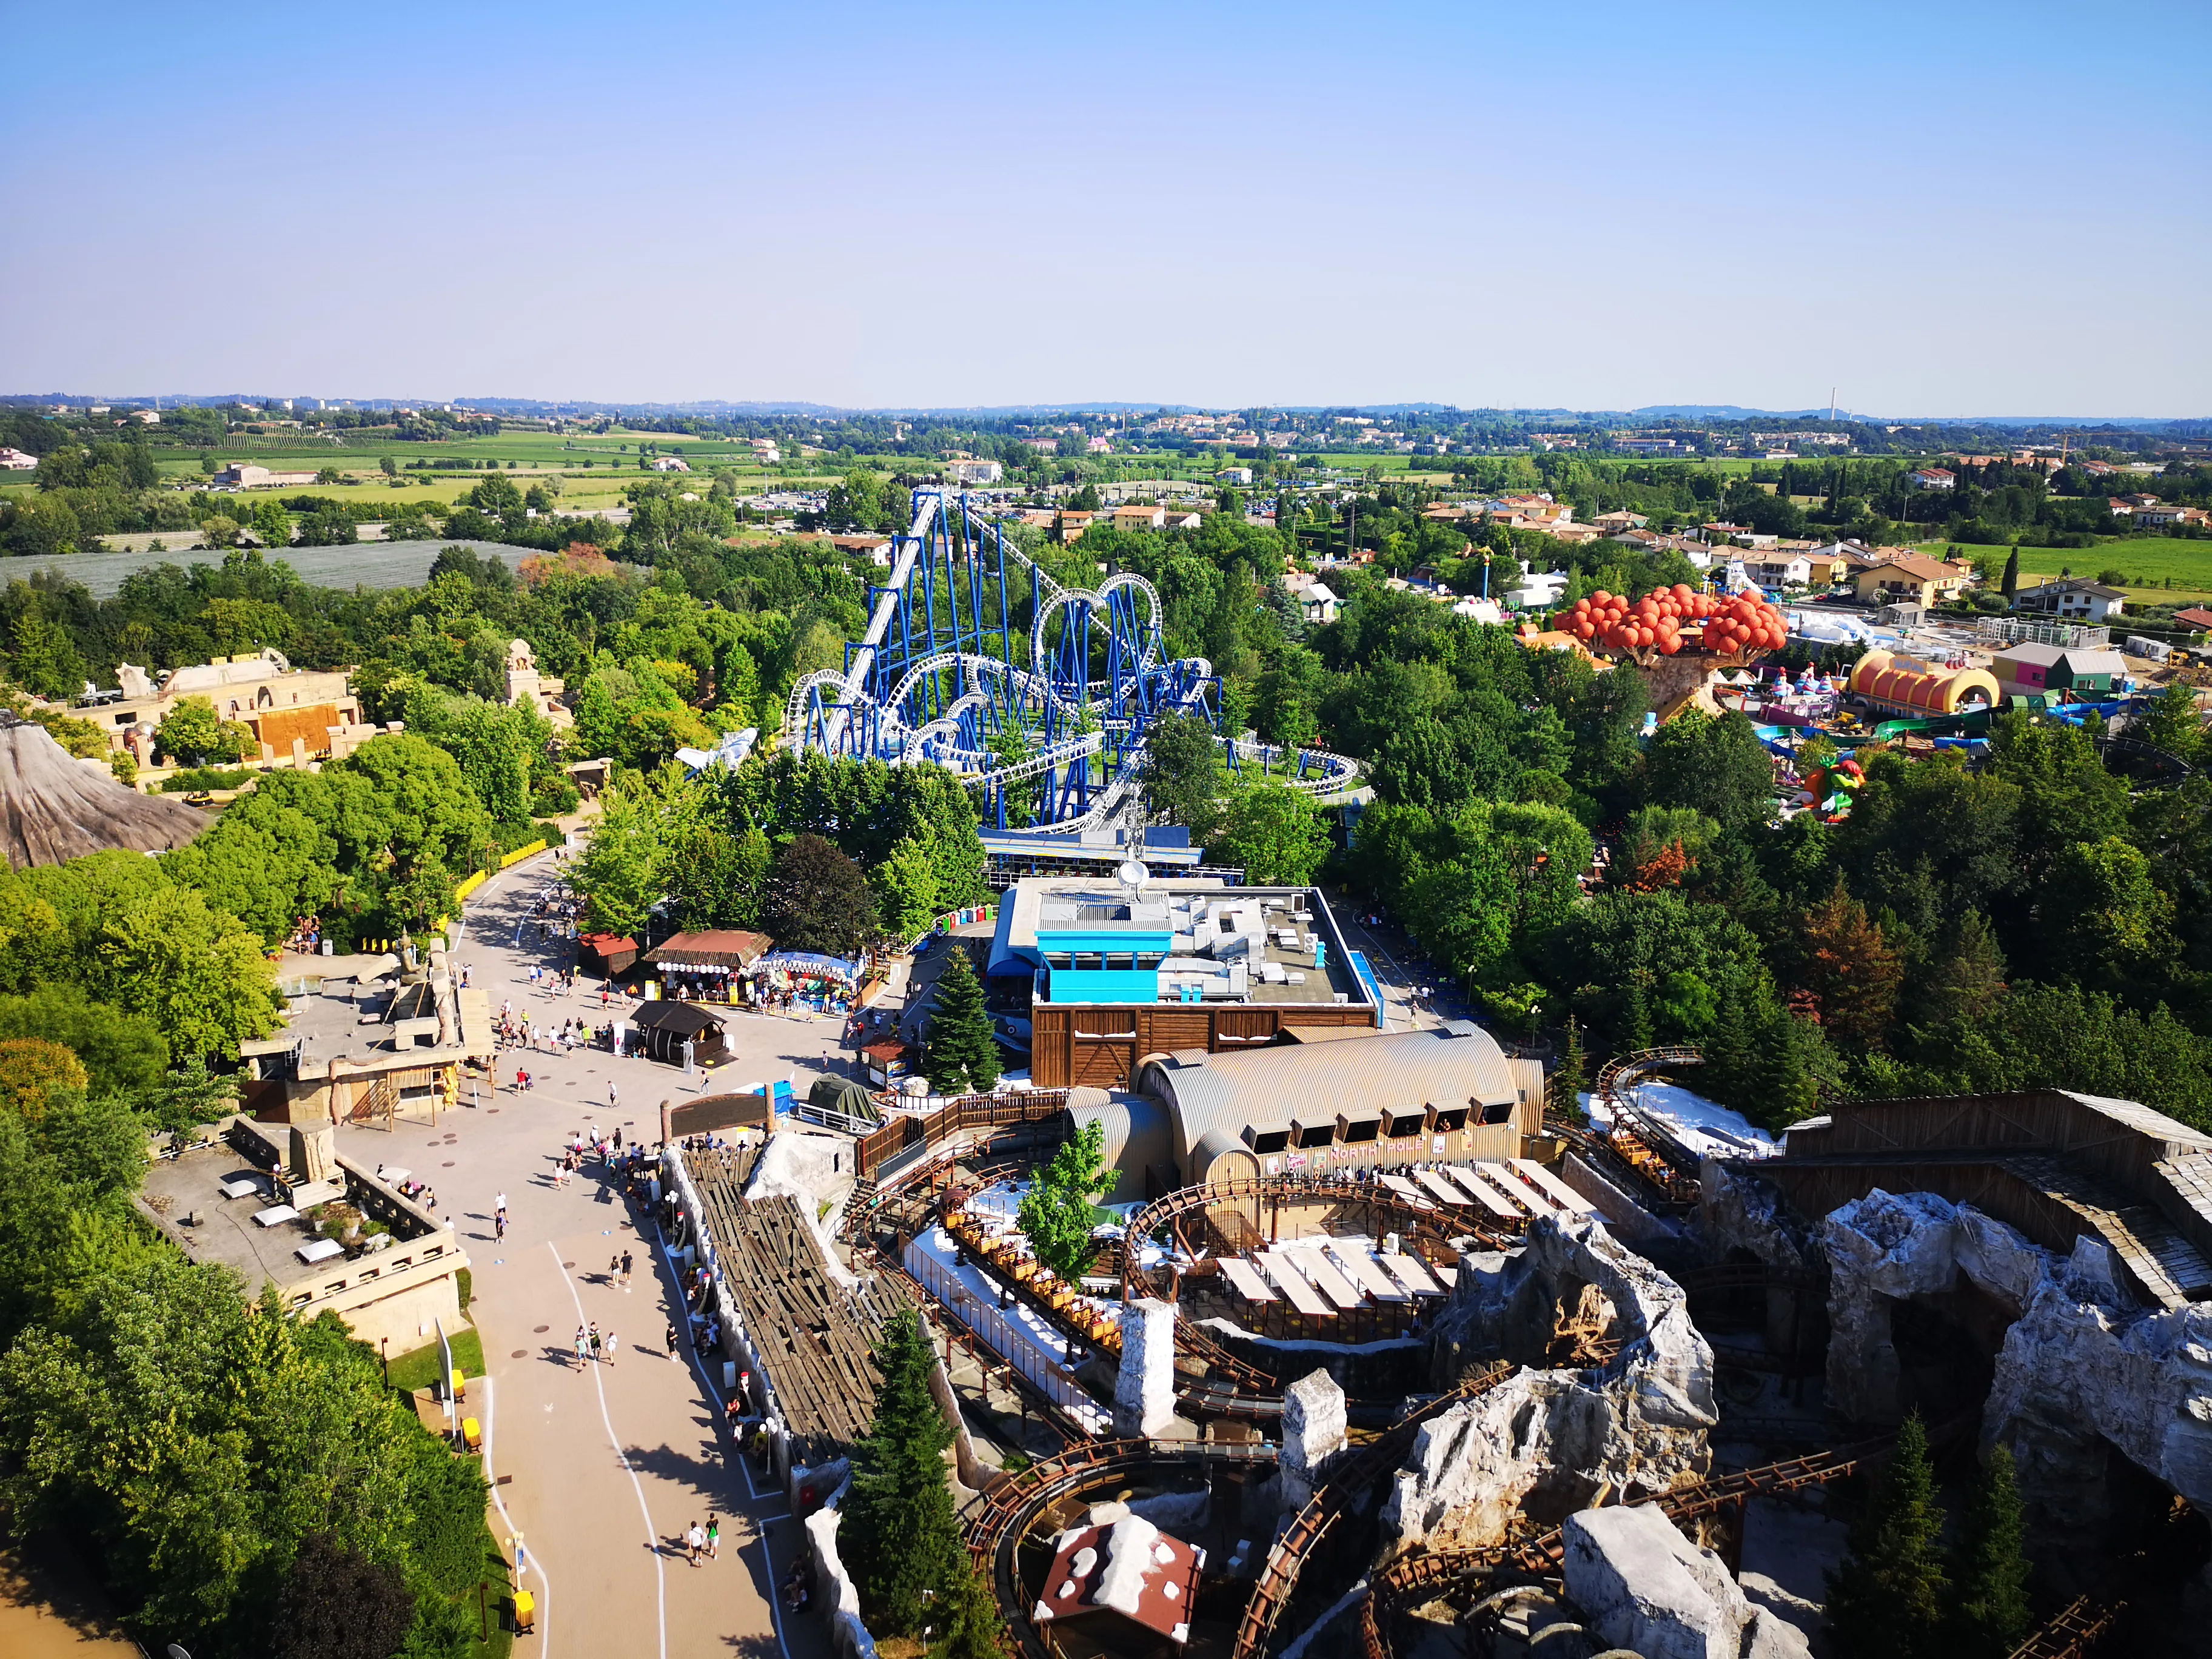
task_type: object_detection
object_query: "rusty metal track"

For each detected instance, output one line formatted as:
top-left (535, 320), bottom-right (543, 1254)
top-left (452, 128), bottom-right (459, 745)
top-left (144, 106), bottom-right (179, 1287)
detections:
top-left (1228, 1362), bottom-right (1518, 1659)
top-left (2004, 1594), bottom-right (2123, 1659)
top-left (962, 1435), bottom-right (1278, 1657)
top-left (1353, 1443), bottom-right (1875, 1659)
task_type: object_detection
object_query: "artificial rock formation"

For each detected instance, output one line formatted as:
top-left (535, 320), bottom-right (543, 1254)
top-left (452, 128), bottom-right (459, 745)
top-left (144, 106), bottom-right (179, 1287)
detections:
top-left (0, 717), bottom-right (207, 869)
top-left (1561, 1504), bottom-right (1808, 1659)
top-left (1114, 1297), bottom-right (1179, 1438)
top-left (1822, 1186), bottom-right (2212, 1529)
top-left (1277, 1368), bottom-right (1348, 1511)
top-left (1697, 1159), bottom-right (1817, 1273)
top-left (1380, 1216), bottom-right (1715, 1552)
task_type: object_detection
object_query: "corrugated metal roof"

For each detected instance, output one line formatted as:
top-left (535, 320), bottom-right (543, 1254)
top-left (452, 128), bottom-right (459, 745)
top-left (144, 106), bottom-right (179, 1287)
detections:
top-left (1141, 1022), bottom-right (1520, 1165)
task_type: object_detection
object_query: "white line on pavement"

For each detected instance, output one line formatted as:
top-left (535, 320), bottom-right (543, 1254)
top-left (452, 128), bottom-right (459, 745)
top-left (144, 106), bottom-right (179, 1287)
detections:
top-left (480, 1376), bottom-right (552, 1659)
top-left (552, 1242), bottom-right (668, 1659)
top-left (654, 1222), bottom-right (799, 1659)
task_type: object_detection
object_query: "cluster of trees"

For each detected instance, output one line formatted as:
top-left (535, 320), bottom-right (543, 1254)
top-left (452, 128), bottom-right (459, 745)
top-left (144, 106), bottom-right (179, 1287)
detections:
top-left (568, 749), bottom-right (988, 953)
top-left (1824, 1415), bottom-right (2030, 1659)
top-left (1093, 508), bottom-right (2212, 1129)
top-left (0, 1053), bottom-right (500, 1658)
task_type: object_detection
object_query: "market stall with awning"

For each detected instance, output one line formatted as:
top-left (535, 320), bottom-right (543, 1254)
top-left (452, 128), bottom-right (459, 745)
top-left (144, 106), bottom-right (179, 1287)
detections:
top-left (643, 930), bottom-right (772, 1001)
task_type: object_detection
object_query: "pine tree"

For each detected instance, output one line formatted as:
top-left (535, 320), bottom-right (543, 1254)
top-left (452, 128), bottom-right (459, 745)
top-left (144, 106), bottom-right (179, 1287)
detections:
top-left (1797, 876), bottom-right (1903, 1050)
top-left (1621, 968), bottom-right (1655, 1051)
top-left (841, 1312), bottom-right (964, 1636)
top-left (934, 1560), bottom-right (1007, 1659)
top-left (1825, 1412), bottom-right (1949, 1659)
top-left (1948, 1444), bottom-right (2031, 1659)
top-left (922, 947), bottom-right (1000, 1097)
top-left (1547, 1016), bottom-right (1589, 1124)
top-left (1925, 911), bottom-right (2008, 1027)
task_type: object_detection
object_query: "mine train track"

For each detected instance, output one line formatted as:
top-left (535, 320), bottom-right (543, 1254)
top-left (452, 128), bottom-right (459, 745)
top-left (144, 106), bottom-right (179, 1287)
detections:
top-left (964, 1435), bottom-right (1279, 1649)
top-left (1228, 1362), bottom-right (1518, 1659)
top-left (1592, 1045), bottom-right (1709, 1181)
top-left (1352, 1443), bottom-right (1875, 1659)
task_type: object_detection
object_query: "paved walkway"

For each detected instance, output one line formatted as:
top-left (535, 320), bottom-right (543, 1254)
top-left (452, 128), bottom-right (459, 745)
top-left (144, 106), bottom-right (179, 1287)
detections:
top-left (332, 850), bottom-right (853, 1659)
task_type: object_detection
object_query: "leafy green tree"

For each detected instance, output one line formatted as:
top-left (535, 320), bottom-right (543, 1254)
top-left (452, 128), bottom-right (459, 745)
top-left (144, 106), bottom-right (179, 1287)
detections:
top-left (874, 836), bottom-right (942, 945)
top-left (840, 1312), bottom-right (964, 1636)
top-left (1209, 777), bottom-right (1330, 885)
top-left (922, 946), bottom-right (999, 1096)
top-left (761, 832), bottom-right (878, 956)
top-left (1017, 1119), bottom-right (1112, 1280)
top-left (1144, 709), bottom-right (1222, 831)
top-left (155, 694), bottom-right (250, 765)
top-left (568, 778), bottom-right (669, 937)
top-left (2134, 680), bottom-right (2204, 767)
top-left (1643, 709), bottom-right (1775, 831)
top-left (1825, 1412), bottom-right (1948, 1659)
top-left (273, 1532), bottom-right (416, 1659)
top-left (0, 989), bottom-right (166, 1098)
top-left (1946, 1445), bottom-right (2031, 1659)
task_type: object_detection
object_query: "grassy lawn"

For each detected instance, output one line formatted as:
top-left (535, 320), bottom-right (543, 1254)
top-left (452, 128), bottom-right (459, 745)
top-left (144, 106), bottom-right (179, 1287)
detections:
top-left (1915, 537), bottom-right (2212, 606)
top-left (385, 1324), bottom-right (487, 1392)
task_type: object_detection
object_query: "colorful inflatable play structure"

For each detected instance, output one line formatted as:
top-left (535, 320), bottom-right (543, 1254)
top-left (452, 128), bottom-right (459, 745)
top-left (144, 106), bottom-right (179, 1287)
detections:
top-left (1846, 648), bottom-right (2002, 718)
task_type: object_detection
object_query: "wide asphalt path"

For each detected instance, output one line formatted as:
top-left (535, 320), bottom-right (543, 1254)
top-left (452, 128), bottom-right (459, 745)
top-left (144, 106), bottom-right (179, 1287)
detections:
top-left (333, 850), bottom-right (853, 1659)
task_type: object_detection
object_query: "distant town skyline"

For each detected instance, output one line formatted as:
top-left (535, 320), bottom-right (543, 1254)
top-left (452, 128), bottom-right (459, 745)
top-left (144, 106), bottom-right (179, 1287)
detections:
top-left (5, 1), bottom-right (2206, 412)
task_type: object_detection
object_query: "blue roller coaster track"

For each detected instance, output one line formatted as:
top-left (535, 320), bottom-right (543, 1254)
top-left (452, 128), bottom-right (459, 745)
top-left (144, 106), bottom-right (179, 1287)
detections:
top-left (779, 488), bottom-right (1361, 832)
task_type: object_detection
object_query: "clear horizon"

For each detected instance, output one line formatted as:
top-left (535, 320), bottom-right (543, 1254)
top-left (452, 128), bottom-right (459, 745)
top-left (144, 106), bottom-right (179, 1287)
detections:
top-left (5, 1), bottom-right (2205, 414)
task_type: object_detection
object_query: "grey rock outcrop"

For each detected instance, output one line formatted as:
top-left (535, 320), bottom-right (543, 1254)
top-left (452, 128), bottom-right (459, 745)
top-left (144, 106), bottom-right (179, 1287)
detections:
top-left (1561, 1505), bottom-right (1809, 1659)
top-left (1823, 1186), bottom-right (2212, 1527)
top-left (1697, 1160), bottom-right (1815, 1272)
top-left (1381, 1216), bottom-right (1714, 1552)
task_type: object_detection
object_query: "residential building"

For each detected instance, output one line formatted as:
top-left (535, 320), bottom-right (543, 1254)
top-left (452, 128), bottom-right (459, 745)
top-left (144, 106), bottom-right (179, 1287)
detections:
top-left (1023, 437), bottom-right (1059, 454)
top-left (1803, 540), bottom-right (1873, 584)
top-left (1163, 512), bottom-right (1202, 532)
top-left (1113, 504), bottom-right (1168, 533)
top-left (213, 462), bottom-right (320, 489)
top-left (1591, 511), bottom-right (1649, 533)
top-left (650, 455), bottom-right (692, 472)
top-left (1908, 467), bottom-right (1957, 489)
top-left (829, 533), bottom-right (894, 566)
top-left (1748, 554), bottom-right (1815, 589)
top-left (2134, 504), bottom-right (2206, 529)
top-left (948, 460), bottom-right (1003, 486)
top-left (2172, 606), bottom-right (2212, 634)
top-left (2014, 577), bottom-right (2127, 623)
top-left (1989, 643), bottom-right (2127, 700)
top-left (1847, 549), bottom-right (1975, 607)
top-left (1087, 436), bottom-right (1113, 454)
top-left (1219, 467), bottom-right (1254, 486)
top-left (0, 447), bottom-right (36, 471)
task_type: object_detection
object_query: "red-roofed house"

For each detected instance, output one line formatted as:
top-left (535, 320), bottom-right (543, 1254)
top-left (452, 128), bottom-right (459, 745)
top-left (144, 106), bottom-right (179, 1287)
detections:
top-left (1908, 467), bottom-right (1957, 489)
top-left (1033, 1515), bottom-right (1204, 1646)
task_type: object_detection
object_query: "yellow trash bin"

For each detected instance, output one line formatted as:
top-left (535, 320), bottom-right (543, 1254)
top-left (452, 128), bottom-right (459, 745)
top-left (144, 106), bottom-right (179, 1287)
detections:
top-left (512, 1589), bottom-right (535, 1634)
top-left (461, 1416), bottom-right (482, 1450)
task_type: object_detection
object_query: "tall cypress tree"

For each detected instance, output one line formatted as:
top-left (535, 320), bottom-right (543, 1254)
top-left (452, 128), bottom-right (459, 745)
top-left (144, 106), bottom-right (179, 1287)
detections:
top-left (2000, 545), bottom-right (2020, 599)
top-left (1548, 1016), bottom-right (1589, 1124)
top-left (922, 947), bottom-right (1000, 1096)
top-left (840, 1312), bottom-right (964, 1636)
top-left (1948, 1444), bottom-right (2031, 1659)
top-left (1825, 1412), bottom-right (1949, 1659)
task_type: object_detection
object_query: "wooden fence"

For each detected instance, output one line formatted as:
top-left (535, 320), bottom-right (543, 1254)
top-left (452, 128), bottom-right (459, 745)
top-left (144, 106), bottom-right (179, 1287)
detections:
top-left (856, 1089), bottom-right (1071, 1181)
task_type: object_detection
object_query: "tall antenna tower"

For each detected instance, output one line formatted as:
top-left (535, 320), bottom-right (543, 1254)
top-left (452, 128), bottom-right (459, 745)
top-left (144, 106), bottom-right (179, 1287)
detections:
top-left (1829, 387), bottom-right (1837, 422)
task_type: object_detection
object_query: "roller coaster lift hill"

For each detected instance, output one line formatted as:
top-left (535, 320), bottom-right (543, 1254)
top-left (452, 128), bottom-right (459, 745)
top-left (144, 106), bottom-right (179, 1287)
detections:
top-left (782, 488), bottom-right (1359, 831)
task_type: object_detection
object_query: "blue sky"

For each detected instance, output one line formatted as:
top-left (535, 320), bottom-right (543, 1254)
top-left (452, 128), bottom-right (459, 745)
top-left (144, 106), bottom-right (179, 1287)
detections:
top-left (4, 1), bottom-right (2206, 414)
